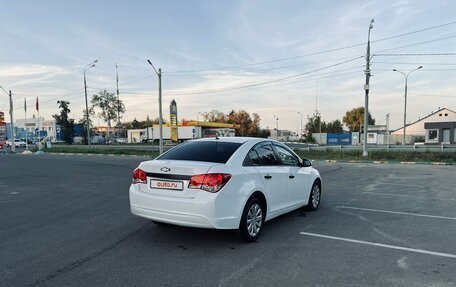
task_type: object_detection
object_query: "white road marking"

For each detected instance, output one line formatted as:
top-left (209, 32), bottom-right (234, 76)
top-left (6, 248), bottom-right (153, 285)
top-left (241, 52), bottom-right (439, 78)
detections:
top-left (362, 191), bottom-right (456, 201)
top-left (299, 232), bottom-right (456, 259)
top-left (337, 206), bottom-right (456, 220)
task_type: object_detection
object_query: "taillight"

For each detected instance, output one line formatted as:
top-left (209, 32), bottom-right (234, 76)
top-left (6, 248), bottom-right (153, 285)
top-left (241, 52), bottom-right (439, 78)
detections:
top-left (188, 173), bottom-right (231, 193)
top-left (132, 168), bottom-right (147, 184)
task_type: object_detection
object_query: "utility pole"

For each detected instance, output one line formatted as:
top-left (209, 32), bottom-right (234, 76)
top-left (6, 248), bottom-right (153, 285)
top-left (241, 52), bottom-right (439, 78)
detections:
top-left (393, 66), bottom-right (423, 145)
top-left (297, 112), bottom-right (303, 142)
top-left (273, 115), bottom-right (279, 140)
top-left (315, 80), bottom-right (322, 145)
top-left (386, 113), bottom-right (390, 150)
top-left (147, 60), bottom-right (163, 154)
top-left (363, 19), bottom-right (374, 157)
top-left (116, 63), bottom-right (120, 139)
top-left (9, 90), bottom-right (15, 153)
top-left (84, 60), bottom-right (97, 148)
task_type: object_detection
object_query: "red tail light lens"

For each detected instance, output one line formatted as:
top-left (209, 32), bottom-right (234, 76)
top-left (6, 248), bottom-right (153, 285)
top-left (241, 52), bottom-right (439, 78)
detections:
top-left (188, 173), bottom-right (231, 193)
top-left (132, 168), bottom-right (147, 184)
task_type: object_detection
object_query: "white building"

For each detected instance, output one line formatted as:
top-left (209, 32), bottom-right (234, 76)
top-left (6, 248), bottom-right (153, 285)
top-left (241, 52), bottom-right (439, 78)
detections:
top-left (15, 117), bottom-right (57, 142)
top-left (391, 108), bottom-right (456, 144)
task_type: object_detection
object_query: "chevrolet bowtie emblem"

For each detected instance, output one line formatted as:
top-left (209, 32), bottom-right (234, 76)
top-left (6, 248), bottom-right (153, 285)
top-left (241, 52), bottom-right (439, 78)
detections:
top-left (160, 167), bottom-right (171, 172)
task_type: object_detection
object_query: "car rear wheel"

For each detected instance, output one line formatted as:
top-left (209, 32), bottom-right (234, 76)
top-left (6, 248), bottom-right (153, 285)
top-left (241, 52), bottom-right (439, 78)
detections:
top-left (306, 181), bottom-right (321, 211)
top-left (239, 198), bottom-right (264, 242)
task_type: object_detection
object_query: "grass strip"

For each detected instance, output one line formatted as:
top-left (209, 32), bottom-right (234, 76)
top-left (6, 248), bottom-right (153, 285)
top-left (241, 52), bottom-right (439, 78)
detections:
top-left (294, 149), bottom-right (456, 163)
top-left (44, 146), bottom-right (159, 157)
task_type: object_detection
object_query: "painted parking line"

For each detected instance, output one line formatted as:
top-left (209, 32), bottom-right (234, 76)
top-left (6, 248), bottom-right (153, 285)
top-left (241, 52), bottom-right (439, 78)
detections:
top-left (299, 232), bottom-right (456, 259)
top-left (362, 191), bottom-right (456, 201)
top-left (336, 206), bottom-right (456, 220)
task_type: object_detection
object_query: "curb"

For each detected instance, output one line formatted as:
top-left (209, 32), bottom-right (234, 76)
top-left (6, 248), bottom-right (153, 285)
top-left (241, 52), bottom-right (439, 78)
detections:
top-left (27, 152), bottom-right (151, 158)
top-left (316, 159), bottom-right (454, 166)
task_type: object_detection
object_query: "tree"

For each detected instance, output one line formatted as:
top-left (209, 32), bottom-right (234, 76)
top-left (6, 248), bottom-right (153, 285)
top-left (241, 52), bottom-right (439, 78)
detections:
top-left (79, 108), bottom-right (95, 144)
top-left (202, 110), bottom-right (227, 122)
top-left (201, 109), bottom-right (261, 137)
top-left (91, 90), bottom-right (125, 144)
top-left (305, 111), bottom-right (322, 134)
top-left (342, 107), bottom-right (375, 132)
top-left (52, 101), bottom-right (74, 144)
top-left (325, 119), bottom-right (344, 133)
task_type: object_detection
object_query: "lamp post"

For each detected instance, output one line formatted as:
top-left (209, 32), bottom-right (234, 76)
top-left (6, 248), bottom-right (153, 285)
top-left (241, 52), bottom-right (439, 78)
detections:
top-left (147, 60), bottom-right (163, 155)
top-left (0, 85), bottom-right (14, 153)
top-left (363, 19), bottom-right (374, 157)
top-left (273, 115), bottom-right (279, 140)
top-left (393, 66), bottom-right (423, 145)
top-left (84, 60), bottom-right (97, 147)
top-left (297, 112), bottom-right (303, 142)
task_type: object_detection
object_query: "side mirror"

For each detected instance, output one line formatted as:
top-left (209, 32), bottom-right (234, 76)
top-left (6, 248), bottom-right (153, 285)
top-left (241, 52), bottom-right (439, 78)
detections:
top-left (302, 159), bottom-right (312, 167)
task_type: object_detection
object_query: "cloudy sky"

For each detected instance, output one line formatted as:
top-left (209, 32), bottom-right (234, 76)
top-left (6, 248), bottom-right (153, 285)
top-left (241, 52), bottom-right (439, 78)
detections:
top-left (0, 0), bottom-right (455, 131)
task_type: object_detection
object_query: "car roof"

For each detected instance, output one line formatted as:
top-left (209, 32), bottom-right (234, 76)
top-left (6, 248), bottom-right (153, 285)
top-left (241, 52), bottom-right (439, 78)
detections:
top-left (191, 137), bottom-right (270, 144)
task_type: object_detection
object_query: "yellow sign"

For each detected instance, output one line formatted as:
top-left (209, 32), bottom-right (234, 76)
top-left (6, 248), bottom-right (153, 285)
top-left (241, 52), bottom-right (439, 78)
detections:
top-left (169, 100), bottom-right (178, 142)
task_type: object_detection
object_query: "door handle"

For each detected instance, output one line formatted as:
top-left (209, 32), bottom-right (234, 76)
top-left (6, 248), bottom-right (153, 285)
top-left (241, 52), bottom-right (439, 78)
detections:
top-left (264, 175), bottom-right (272, 179)
top-left (289, 175), bottom-right (295, 179)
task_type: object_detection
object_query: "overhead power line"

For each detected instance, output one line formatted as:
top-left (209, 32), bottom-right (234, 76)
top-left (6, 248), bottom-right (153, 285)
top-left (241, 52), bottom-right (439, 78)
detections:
top-left (165, 20), bottom-right (456, 74)
top-left (164, 56), bottom-right (363, 95)
top-left (373, 61), bottom-right (456, 65)
top-left (371, 20), bottom-right (456, 43)
top-left (374, 53), bottom-right (456, 56)
top-left (408, 92), bottom-right (456, 98)
top-left (375, 35), bottom-right (456, 53)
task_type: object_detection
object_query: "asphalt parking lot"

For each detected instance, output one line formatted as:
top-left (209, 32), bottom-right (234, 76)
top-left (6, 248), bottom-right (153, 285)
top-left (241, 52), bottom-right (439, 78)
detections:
top-left (0, 154), bottom-right (455, 287)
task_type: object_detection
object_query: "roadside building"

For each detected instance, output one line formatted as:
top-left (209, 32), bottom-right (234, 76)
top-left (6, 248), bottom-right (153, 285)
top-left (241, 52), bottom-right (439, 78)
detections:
top-left (424, 121), bottom-right (456, 144)
top-left (14, 117), bottom-right (57, 142)
top-left (269, 129), bottom-right (298, 142)
top-left (391, 107), bottom-right (456, 144)
top-left (127, 121), bottom-right (239, 144)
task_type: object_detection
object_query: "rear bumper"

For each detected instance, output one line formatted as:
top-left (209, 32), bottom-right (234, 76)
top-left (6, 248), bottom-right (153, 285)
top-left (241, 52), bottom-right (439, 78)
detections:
top-left (129, 185), bottom-right (244, 229)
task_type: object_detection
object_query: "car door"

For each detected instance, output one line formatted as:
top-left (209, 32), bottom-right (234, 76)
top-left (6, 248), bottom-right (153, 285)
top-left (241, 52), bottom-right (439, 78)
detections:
top-left (247, 143), bottom-right (289, 216)
top-left (273, 144), bottom-right (310, 207)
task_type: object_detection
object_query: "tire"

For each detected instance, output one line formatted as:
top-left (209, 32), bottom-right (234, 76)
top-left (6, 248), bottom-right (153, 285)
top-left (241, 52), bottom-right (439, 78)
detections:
top-left (239, 198), bottom-right (264, 242)
top-left (306, 181), bottom-right (321, 211)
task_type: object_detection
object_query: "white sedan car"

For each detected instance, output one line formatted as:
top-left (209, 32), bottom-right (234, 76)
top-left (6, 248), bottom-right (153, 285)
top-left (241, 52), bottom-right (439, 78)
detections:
top-left (6, 139), bottom-right (26, 147)
top-left (129, 137), bottom-right (322, 242)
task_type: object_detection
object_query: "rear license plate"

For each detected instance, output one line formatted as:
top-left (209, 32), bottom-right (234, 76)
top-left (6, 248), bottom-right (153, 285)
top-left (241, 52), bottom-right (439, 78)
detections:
top-left (150, 179), bottom-right (184, 191)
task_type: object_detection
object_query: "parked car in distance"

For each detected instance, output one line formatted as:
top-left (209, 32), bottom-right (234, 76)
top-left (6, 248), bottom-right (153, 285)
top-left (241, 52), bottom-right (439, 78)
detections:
top-left (129, 137), bottom-right (322, 242)
top-left (6, 139), bottom-right (27, 147)
top-left (115, 137), bottom-right (127, 144)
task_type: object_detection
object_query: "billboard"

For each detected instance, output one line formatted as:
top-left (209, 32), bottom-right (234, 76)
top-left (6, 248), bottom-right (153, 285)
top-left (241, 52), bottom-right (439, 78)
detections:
top-left (169, 100), bottom-right (178, 142)
top-left (0, 111), bottom-right (6, 142)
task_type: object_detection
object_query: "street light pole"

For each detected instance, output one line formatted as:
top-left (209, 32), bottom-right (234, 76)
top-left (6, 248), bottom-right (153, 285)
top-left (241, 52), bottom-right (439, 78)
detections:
top-left (147, 60), bottom-right (163, 155)
top-left (83, 60), bottom-right (97, 148)
top-left (386, 113), bottom-right (390, 150)
top-left (273, 115), bottom-right (279, 140)
top-left (393, 66), bottom-right (423, 145)
top-left (0, 85), bottom-right (14, 153)
top-left (363, 19), bottom-right (374, 157)
top-left (297, 112), bottom-right (303, 142)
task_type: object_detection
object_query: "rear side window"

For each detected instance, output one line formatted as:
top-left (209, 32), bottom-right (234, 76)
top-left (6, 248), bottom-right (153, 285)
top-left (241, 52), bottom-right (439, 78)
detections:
top-left (157, 141), bottom-right (242, 164)
top-left (254, 143), bottom-right (280, 166)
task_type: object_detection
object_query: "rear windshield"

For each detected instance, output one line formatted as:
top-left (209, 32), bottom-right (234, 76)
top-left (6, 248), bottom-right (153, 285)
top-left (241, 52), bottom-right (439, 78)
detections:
top-left (157, 141), bottom-right (242, 163)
